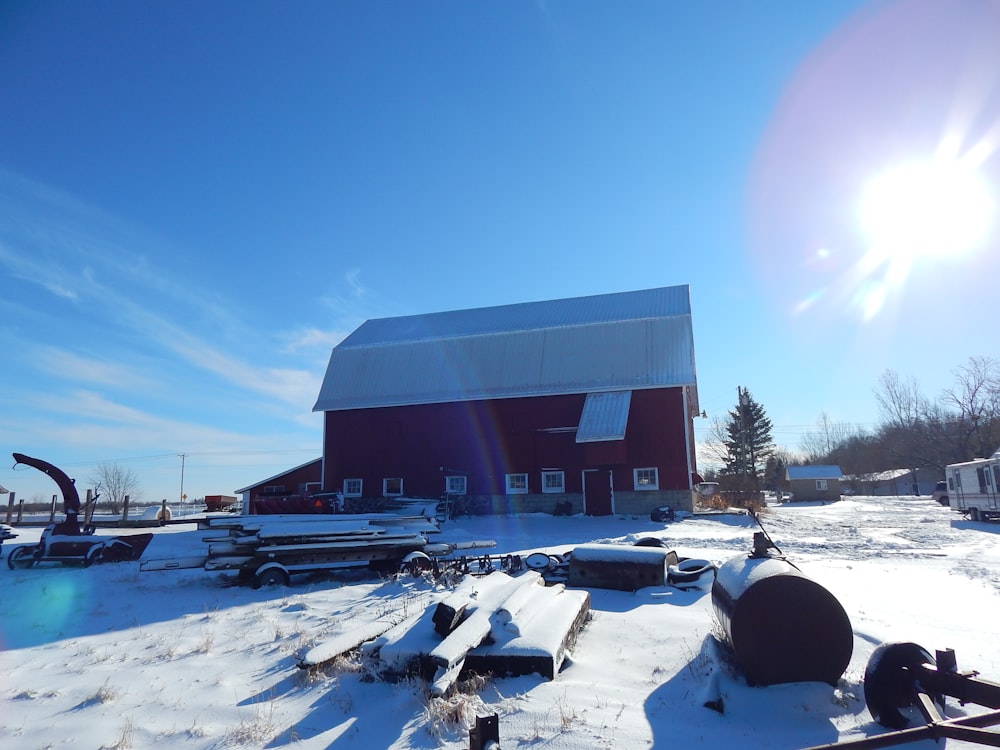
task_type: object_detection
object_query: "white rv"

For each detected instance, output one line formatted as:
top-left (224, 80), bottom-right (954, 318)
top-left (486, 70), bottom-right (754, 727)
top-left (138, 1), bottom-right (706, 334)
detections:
top-left (946, 448), bottom-right (1000, 521)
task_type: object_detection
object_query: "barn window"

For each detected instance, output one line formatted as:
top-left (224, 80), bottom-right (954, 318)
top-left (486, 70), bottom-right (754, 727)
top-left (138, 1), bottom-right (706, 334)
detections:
top-left (816, 479), bottom-right (828, 491)
top-left (505, 473), bottom-right (528, 494)
top-left (445, 476), bottom-right (467, 495)
top-left (633, 467), bottom-right (659, 490)
top-left (383, 477), bottom-right (403, 497)
top-left (343, 478), bottom-right (362, 497)
top-left (541, 470), bottom-right (565, 493)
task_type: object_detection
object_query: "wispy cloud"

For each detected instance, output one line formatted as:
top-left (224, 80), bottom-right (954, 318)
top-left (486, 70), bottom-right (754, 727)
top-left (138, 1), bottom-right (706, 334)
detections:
top-left (33, 348), bottom-right (156, 390)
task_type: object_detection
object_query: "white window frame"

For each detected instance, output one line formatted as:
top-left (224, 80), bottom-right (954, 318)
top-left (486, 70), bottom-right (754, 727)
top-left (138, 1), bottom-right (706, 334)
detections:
top-left (541, 470), bottom-right (565, 494)
top-left (383, 477), bottom-right (403, 497)
top-left (343, 478), bottom-right (363, 497)
top-left (445, 475), bottom-right (467, 495)
top-left (505, 473), bottom-right (528, 495)
top-left (633, 467), bottom-right (659, 491)
top-left (816, 479), bottom-right (828, 491)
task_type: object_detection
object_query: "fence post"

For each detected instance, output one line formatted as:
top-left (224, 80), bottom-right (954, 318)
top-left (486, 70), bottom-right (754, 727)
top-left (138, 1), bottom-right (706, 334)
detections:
top-left (16, 498), bottom-right (24, 524)
top-left (121, 495), bottom-right (130, 525)
top-left (49, 494), bottom-right (58, 522)
top-left (160, 498), bottom-right (168, 524)
top-left (84, 489), bottom-right (95, 526)
top-left (5, 492), bottom-right (13, 524)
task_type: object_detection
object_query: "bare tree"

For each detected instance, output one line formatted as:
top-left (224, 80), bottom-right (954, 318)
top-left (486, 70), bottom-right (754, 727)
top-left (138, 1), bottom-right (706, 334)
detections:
top-left (874, 370), bottom-right (928, 429)
top-left (940, 356), bottom-right (1000, 460)
top-left (90, 462), bottom-right (142, 514)
top-left (799, 412), bottom-right (862, 463)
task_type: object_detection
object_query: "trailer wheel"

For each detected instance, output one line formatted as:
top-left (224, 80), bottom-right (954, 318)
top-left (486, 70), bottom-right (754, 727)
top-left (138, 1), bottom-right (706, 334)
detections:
top-left (253, 565), bottom-right (290, 588)
top-left (84, 543), bottom-right (105, 567)
top-left (7, 545), bottom-right (35, 570)
top-left (864, 641), bottom-right (943, 729)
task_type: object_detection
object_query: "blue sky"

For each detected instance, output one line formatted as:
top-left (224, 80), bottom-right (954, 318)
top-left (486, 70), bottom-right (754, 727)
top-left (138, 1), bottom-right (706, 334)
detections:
top-left (2, 0), bottom-right (999, 504)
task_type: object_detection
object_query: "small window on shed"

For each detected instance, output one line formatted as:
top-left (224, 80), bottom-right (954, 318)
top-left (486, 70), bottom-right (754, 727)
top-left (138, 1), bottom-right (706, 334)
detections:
top-left (634, 467), bottom-right (659, 490)
top-left (541, 470), bottom-right (565, 493)
top-left (816, 479), bottom-right (828, 491)
top-left (383, 478), bottom-right (403, 497)
top-left (505, 473), bottom-right (528, 494)
top-left (445, 476), bottom-right (467, 495)
top-left (343, 478), bottom-right (362, 497)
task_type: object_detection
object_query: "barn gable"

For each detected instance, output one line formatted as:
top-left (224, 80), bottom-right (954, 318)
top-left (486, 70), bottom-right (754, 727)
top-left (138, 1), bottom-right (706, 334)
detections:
top-left (314, 285), bottom-right (698, 413)
top-left (314, 286), bottom-right (700, 516)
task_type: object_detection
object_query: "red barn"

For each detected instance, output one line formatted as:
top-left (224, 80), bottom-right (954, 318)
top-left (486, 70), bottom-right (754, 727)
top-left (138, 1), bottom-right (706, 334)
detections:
top-left (313, 285), bottom-right (700, 516)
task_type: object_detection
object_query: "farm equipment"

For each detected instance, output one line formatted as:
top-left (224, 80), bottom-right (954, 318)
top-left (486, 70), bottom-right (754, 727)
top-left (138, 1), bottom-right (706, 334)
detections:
top-left (805, 642), bottom-right (1000, 749)
top-left (711, 532), bottom-right (853, 687)
top-left (6, 453), bottom-right (153, 569)
top-left (140, 512), bottom-right (496, 587)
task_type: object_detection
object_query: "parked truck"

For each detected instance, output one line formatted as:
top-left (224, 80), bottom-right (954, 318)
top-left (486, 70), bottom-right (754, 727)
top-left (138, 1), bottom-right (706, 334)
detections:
top-left (946, 448), bottom-right (1000, 521)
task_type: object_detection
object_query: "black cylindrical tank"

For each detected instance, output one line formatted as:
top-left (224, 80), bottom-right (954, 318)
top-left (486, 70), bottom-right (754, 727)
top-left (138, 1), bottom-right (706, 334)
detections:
top-left (711, 553), bottom-right (853, 686)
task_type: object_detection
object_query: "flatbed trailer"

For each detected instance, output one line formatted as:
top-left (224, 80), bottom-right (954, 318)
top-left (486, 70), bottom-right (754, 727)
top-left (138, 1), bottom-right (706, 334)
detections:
top-left (141, 513), bottom-right (494, 587)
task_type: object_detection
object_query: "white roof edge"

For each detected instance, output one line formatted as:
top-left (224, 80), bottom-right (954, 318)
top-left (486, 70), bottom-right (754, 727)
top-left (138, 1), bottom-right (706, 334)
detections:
top-left (234, 457), bottom-right (322, 494)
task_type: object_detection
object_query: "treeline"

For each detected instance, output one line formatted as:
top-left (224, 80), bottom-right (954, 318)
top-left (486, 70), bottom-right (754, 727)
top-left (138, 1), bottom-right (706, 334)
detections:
top-left (800, 356), bottom-right (1000, 476)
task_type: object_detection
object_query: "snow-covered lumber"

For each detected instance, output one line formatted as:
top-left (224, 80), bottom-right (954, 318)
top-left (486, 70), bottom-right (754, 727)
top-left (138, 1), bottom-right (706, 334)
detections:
top-left (465, 586), bottom-right (590, 679)
top-left (428, 572), bottom-right (535, 670)
top-left (298, 617), bottom-right (401, 669)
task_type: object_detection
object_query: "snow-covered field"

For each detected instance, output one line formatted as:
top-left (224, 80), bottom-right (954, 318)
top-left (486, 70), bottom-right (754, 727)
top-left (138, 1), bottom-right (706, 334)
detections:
top-left (3, 496), bottom-right (1000, 749)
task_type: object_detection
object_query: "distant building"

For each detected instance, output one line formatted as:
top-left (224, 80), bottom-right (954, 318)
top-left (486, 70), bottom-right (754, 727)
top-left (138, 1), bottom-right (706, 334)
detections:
top-left (236, 458), bottom-right (322, 514)
top-left (785, 465), bottom-right (843, 502)
top-left (842, 468), bottom-right (937, 496)
top-left (312, 286), bottom-right (701, 515)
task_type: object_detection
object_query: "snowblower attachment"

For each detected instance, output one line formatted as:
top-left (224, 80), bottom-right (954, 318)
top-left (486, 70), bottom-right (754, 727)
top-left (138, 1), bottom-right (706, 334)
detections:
top-left (7, 453), bottom-right (153, 569)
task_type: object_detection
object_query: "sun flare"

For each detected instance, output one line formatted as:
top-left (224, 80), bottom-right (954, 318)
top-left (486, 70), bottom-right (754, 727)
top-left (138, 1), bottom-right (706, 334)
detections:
top-left (860, 161), bottom-right (993, 262)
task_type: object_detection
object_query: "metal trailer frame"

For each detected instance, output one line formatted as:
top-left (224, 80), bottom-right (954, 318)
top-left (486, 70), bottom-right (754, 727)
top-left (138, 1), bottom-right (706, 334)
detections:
top-left (805, 643), bottom-right (1000, 749)
top-left (141, 513), bottom-right (496, 587)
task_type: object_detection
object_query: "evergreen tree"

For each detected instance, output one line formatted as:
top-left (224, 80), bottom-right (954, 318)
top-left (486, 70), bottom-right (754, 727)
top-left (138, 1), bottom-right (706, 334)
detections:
top-left (721, 387), bottom-right (774, 492)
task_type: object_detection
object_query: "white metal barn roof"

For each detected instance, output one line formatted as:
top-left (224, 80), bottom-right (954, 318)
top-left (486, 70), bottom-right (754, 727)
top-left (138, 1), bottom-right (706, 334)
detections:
top-left (313, 285), bottom-right (699, 412)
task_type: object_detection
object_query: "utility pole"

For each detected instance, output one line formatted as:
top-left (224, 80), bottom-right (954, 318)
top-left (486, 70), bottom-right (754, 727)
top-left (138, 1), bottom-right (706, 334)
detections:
top-left (179, 453), bottom-right (187, 504)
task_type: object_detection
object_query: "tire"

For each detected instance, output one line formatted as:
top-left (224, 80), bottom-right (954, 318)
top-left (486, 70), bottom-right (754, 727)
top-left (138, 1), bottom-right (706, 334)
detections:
top-left (668, 558), bottom-right (715, 585)
top-left (634, 537), bottom-right (666, 548)
top-left (253, 565), bottom-right (290, 588)
top-left (525, 552), bottom-right (551, 570)
top-left (864, 642), bottom-right (942, 729)
top-left (83, 543), bottom-right (105, 567)
top-left (7, 545), bottom-right (35, 570)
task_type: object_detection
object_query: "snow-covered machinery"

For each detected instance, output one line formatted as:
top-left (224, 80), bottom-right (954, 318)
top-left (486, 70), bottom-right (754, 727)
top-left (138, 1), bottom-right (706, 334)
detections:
top-left (141, 512), bottom-right (495, 587)
top-left (804, 642), bottom-right (1000, 749)
top-left (711, 532), bottom-right (853, 686)
top-left (6, 453), bottom-right (153, 569)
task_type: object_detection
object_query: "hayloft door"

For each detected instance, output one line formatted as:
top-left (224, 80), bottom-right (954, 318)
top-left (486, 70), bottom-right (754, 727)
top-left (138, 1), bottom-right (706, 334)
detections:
top-left (583, 468), bottom-right (613, 516)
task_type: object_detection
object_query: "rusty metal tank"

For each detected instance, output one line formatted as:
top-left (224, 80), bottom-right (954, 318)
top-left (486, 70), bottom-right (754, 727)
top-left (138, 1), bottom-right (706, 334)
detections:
top-left (711, 542), bottom-right (853, 687)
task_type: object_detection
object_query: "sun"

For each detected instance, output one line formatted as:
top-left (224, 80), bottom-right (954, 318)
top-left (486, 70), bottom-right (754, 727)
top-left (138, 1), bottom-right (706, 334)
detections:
top-left (859, 160), bottom-right (993, 262)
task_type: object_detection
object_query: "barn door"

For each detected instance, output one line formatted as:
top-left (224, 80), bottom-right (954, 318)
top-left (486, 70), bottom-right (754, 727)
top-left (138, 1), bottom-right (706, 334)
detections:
top-left (583, 468), bottom-right (613, 516)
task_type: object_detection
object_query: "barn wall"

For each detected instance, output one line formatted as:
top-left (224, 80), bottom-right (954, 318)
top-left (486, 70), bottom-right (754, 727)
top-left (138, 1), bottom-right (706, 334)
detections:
top-left (321, 388), bottom-right (693, 514)
top-left (244, 460), bottom-right (323, 513)
top-left (787, 478), bottom-right (842, 503)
